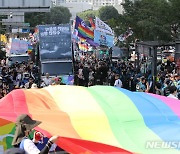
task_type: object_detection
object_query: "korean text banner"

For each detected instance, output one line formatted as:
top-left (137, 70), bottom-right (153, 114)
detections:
top-left (38, 24), bottom-right (72, 61)
top-left (95, 17), bottom-right (114, 35)
top-left (94, 30), bottom-right (114, 47)
top-left (0, 86), bottom-right (180, 154)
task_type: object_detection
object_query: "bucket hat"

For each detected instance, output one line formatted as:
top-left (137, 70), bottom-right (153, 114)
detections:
top-left (12, 114), bottom-right (41, 146)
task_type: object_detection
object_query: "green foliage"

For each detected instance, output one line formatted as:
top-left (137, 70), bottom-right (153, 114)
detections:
top-left (116, 0), bottom-right (172, 42)
top-left (98, 6), bottom-right (119, 22)
top-left (50, 7), bottom-right (71, 24)
top-left (168, 0), bottom-right (180, 39)
top-left (25, 6), bottom-right (71, 27)
top-left (168, 0), bottom-right (180, 22)
top-left (77, 9), bottom-right (98, 22)
top-left (25, 12), bottom-right (47, 27)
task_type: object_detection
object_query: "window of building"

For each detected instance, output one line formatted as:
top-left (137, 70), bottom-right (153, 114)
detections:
top-left (22, 0), bottom-right (25, 6)
top-left (43, 0), bottom-right (46, 6)
top-left (2, 0), bottom-right (4, 6)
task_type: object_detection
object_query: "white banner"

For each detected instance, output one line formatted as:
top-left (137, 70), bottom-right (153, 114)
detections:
top-left (95, 17), bottom-right (114, 35)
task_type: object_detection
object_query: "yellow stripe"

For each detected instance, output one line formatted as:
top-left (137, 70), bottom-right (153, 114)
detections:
top-left (45, 85), bottom-right (121, 148)
top-left (0, 123), bottom-right (14, 150)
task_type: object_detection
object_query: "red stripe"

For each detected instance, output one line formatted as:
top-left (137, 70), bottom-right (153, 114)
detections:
top-left (79, 25), bottom-right (94, 36)
top-left (34, 129), bottom-right (134, 153)
top-left (89, 18), bottom-right (95, 29)
top-left (0, 118), bottom-right (11, 126)
top-left (0, 89), bottom-right (30, 122)
top-left (57, 137), bottom-right (133, 154)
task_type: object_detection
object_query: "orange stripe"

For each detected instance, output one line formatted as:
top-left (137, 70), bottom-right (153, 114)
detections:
top-left (24, 89), bottom-right (81, 139)
top-left (0, 118), bottom-right (11, 126)
top-left (79, 25), bottom-right (94, 36)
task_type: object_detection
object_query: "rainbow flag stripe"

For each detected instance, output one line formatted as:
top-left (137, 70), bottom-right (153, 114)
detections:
top-left (78, 43), bottom-right (89, 51)
top-left (78, 25), bottom-right (94, 40)
top-left (0, 118), bottom-right (15, 152)
top-left (0, 86), bottom-right (180, 154)
top-left (75, 16), bottom-right (94, 40)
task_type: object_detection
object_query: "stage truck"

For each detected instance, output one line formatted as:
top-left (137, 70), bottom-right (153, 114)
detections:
top-left (38, 24), bottom-right (74, 85)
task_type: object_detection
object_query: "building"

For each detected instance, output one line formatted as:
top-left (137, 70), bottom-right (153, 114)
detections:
top-left (54, 0), bottom-right (92, 19)
top-left (0, 0), bottom-right (51, 33)
top-left (55, 0), bottom-right (123, 7)
top-left (91, 0), bottom-right (122, 7)
top-left (52, 0), bottom-right (125, 19)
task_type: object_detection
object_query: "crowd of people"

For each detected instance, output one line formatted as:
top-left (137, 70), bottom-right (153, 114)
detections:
top-left (0, 59), bottom-right (66, 99)
top-left (0, 48), bottom-right (179, 100)
top-left (74, 51), bottom-right (180, 100)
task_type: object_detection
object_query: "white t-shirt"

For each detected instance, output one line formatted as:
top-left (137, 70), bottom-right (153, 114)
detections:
top-left (78, 69), bottom-right (83, 79)
top-left (114, 79), bottom-right (122, 88)
top-left (23, 138), bottom-right (40, 154)
top-left (43, 77), bottom-right (52, 86)
top-left (167, 94), bottom-right (178, 99)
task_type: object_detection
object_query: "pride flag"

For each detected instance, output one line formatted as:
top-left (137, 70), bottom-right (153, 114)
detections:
top-left (0, 86), bottom-right (180, 154)
top-left (27, 44), bottom-right (33, 54)
top-left (0, 118), bottom-right (15, 153)
top-left (78, 42), bottom-right (89, 51)
top-left (89, 17), bottom-right (95, 30)
top-left (75, 16), bottom-right (94, 40)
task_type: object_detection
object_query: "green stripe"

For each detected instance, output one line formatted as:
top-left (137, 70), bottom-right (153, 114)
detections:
top-left (88, 86), bottom-right (178, 154)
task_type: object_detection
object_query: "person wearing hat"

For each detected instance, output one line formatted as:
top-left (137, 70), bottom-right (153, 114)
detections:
top-left (10, 114), bottom-right (59, 154)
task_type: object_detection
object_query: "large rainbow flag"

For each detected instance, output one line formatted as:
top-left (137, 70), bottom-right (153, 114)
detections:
top-left (0, 118), bottom-right (15, 153)
top-left (75, 16), bottom-right (94, 40)
top-left (0, 85), bottom-right (180, 154)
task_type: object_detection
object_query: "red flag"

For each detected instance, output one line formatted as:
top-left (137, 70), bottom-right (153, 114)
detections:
top-left (89, 17), bottom-right (95, 30)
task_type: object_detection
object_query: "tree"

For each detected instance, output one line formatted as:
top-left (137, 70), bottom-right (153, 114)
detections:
top-left (98, 6), bottom-right (119, 22)
top-left (168, 0), bottom-right (180, 39)
top-left (77, 9), bottom-right (98, 22)
top-left (25, 6), bottom-right (71, 27)
top-left (120, 0), bottom-right (171, 41)
top-left (50, 6), bottom-right (71, 24)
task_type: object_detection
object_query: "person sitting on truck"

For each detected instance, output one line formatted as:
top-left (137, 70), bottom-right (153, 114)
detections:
top-left (52, 77), bottom-right (60, 85)
top-left (43, 73), bottom-right (52, 86)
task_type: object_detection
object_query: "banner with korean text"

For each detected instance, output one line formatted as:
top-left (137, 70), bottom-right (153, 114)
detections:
top-left (38, 24), bottom-right (72, 61)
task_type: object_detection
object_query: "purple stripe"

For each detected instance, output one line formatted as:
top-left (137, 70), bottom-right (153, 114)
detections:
top-left (148, 94), bottom-right (180, 118)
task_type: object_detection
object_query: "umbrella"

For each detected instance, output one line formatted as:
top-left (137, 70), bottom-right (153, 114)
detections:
top-left (0, 85), bottom-right (180, 154)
